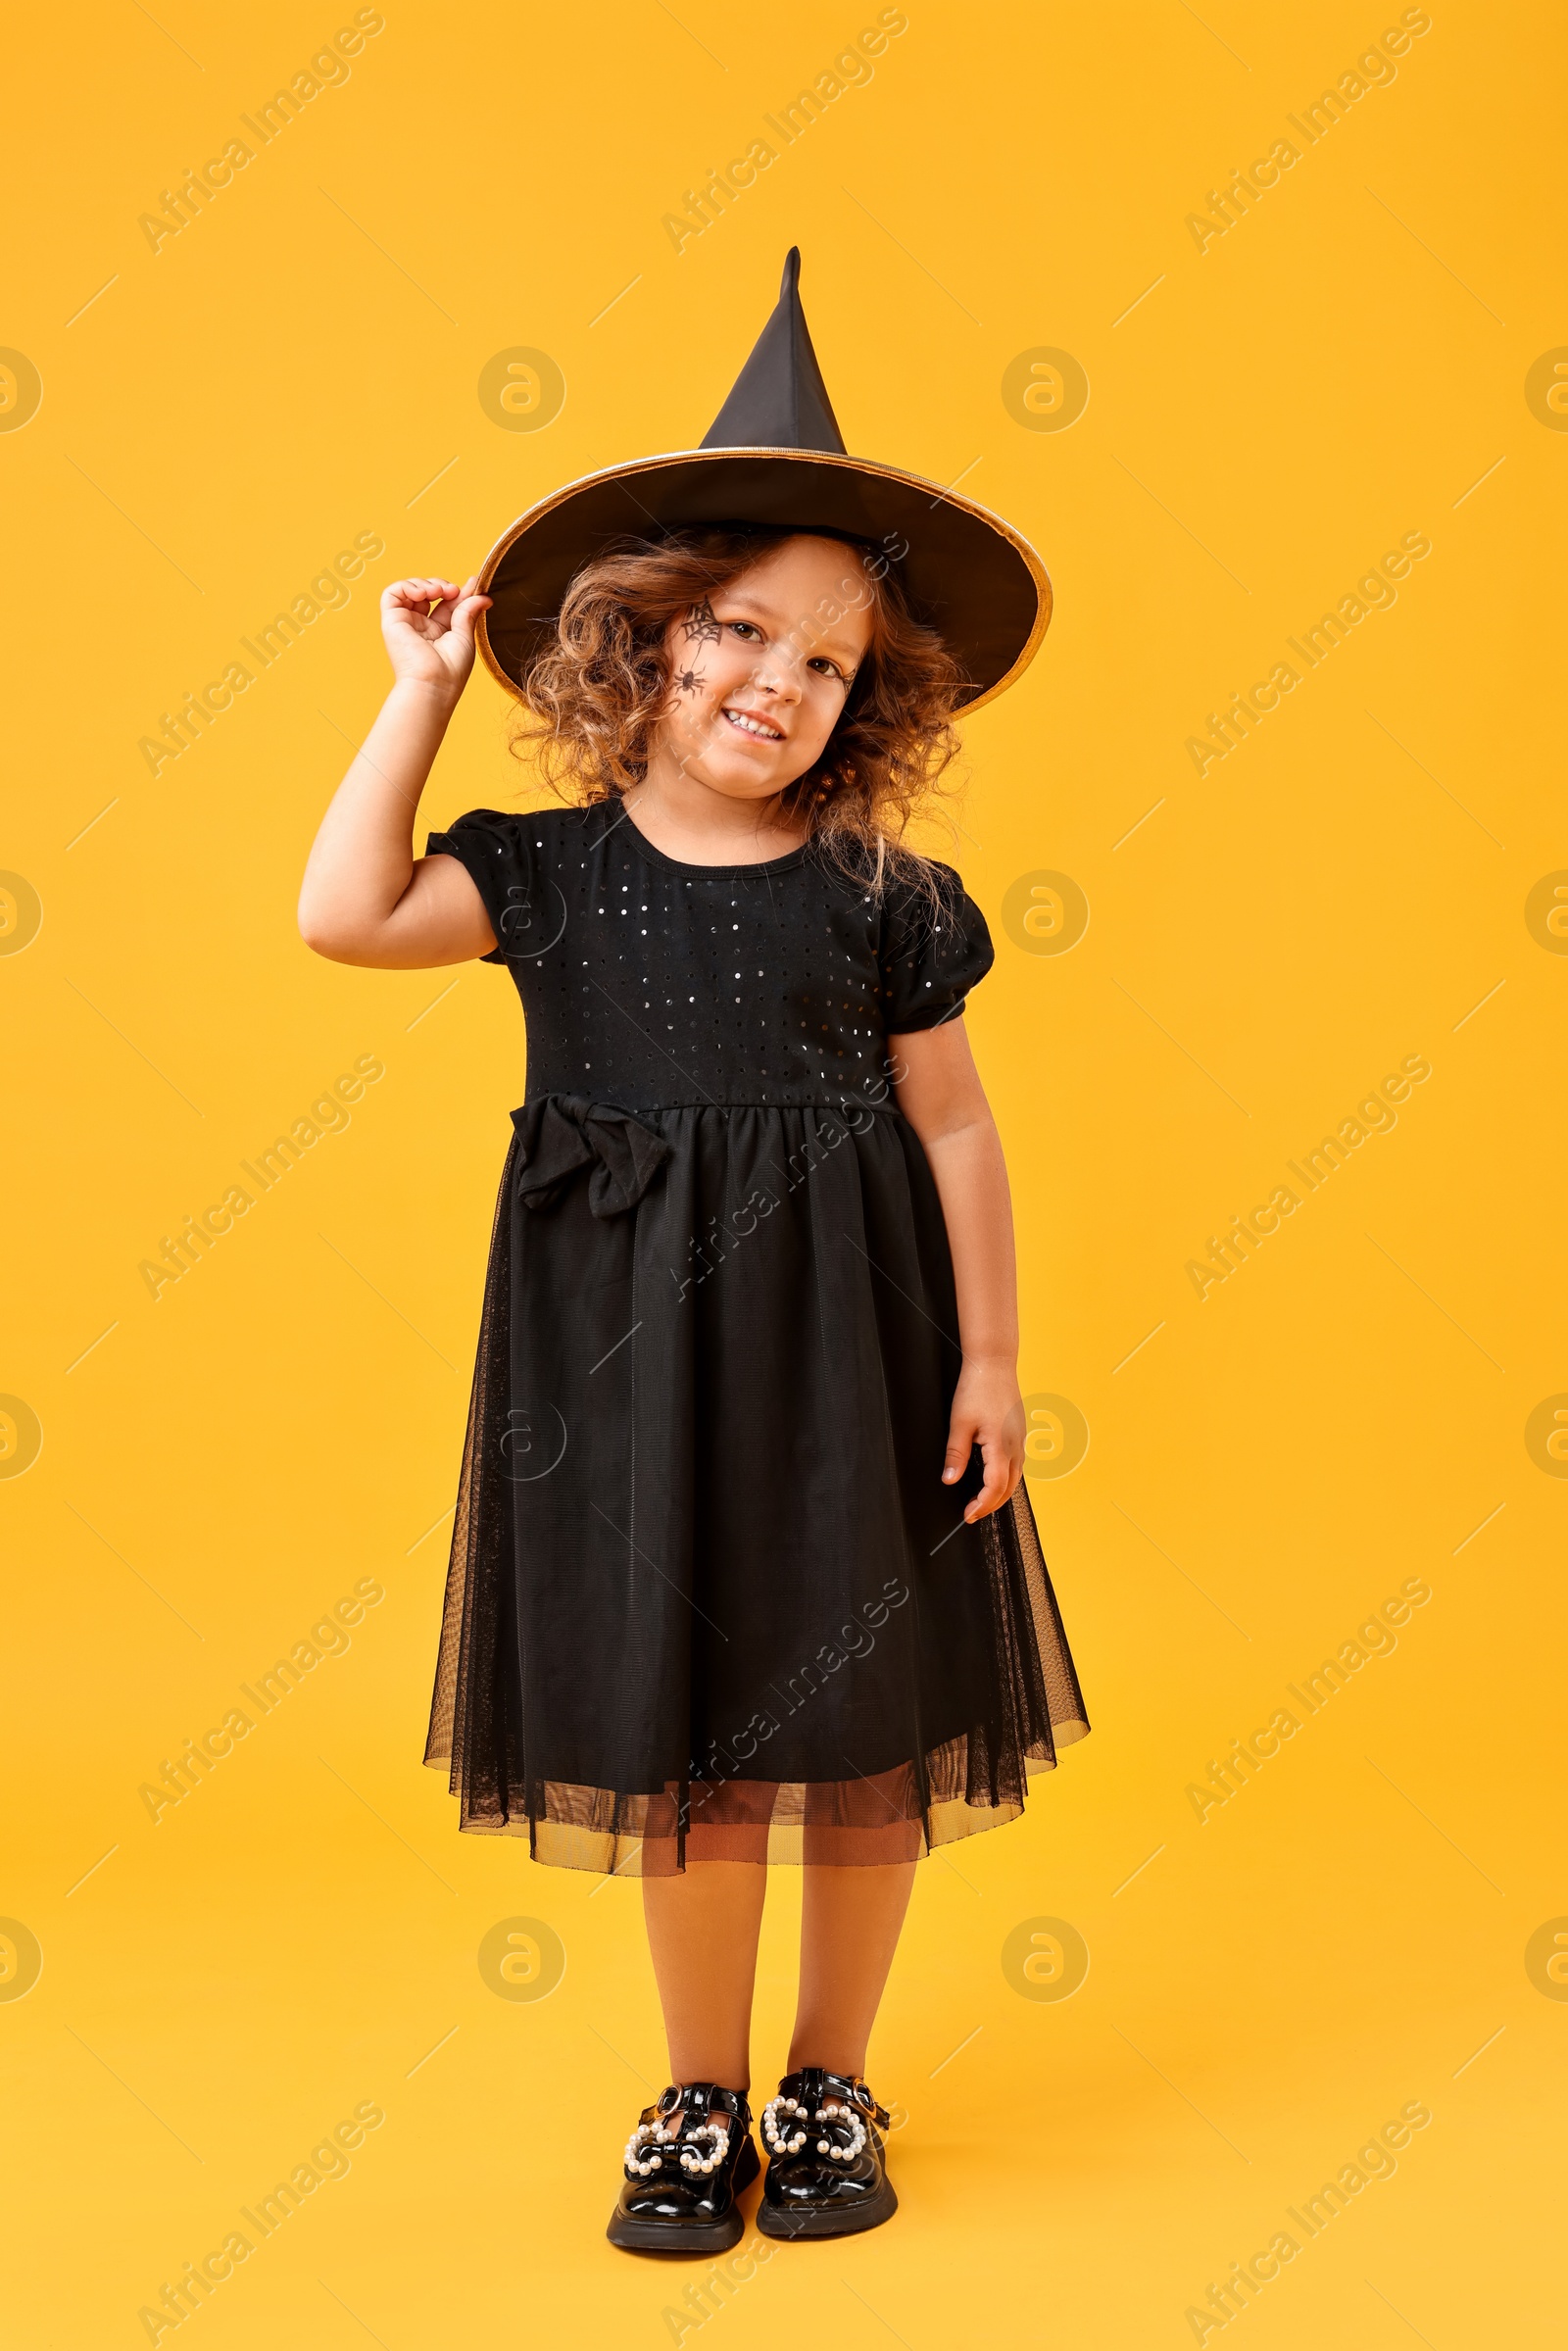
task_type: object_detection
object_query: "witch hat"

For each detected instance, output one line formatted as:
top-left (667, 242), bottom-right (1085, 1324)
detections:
top-left (475, 249), bottom-right (1051, 715)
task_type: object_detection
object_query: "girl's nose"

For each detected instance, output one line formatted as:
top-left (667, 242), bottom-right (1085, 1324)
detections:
top-left (751, 658), bottom-right (801, 705)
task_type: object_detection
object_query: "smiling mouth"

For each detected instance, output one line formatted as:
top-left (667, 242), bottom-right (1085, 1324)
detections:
top-left (721, 706), bottom-right (784, 743)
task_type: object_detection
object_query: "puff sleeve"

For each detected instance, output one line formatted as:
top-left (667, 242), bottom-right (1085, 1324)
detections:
top-left (424, 808), bottom-right (538, 966)
top-left (877, 861), bottom-right (996, 1034)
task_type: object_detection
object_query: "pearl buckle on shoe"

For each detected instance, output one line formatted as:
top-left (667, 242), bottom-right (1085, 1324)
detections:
top-left (762, 2090), bottom-right (866, 2164)
top-left (624, 2102), bottom-right (734, 2180)
top-left (761, 2093), bottom-right (809, 2156)
top-left (676, 2122), bottom-right (731, 2177)
top-left (623, 2116), bottom-right (680, 2178)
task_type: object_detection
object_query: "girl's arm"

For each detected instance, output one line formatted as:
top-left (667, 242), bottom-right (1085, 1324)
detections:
top-left (298, 574), bottom-right (497, 968)
top-left (891, 1021), bottom-right (1026, 1523)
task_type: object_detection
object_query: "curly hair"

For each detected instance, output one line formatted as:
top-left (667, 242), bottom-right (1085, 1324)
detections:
top-left (506, 525), bottom-right (966, 898)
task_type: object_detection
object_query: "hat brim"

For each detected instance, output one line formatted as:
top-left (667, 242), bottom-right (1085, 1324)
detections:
top-left (474, 449), bottom-right (1051, 717)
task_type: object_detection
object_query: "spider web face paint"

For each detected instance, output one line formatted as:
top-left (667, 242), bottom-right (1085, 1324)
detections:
top-left (680, 599), bottom-right (722, 647)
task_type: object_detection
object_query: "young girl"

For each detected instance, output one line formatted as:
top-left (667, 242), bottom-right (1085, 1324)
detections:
top-left (299, 253), bottom-right (1088, 2252)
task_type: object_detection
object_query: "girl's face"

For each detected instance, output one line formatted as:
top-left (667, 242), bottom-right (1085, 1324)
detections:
top-left (650, 534), bottom-right (876, 803)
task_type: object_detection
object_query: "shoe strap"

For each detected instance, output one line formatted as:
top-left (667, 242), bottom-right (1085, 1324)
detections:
top-left (650, 2081), bottom-right (753, 2130)
top-left (776, 2066), bottom-right (890, 2131)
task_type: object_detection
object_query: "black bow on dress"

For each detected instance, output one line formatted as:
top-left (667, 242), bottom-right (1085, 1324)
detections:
top-left (510, 1096), bottom-right (672, 1218)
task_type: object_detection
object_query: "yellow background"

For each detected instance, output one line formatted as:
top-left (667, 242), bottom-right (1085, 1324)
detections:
top-left (4, 2), bottom-right (1564, 2343)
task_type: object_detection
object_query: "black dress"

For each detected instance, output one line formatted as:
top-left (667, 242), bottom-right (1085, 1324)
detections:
top-left (422, 801), bottom-right (1088, 1874)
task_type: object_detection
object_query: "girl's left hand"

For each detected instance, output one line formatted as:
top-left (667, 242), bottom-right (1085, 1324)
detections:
top-left (941, 1359), bottom-right (1026, 1522)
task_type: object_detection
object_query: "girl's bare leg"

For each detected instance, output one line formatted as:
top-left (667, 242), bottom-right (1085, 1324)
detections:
top-left (788, 1861), bottom-right (917, 2079)
top-left (642, 1861), bottom-right (768, 2094)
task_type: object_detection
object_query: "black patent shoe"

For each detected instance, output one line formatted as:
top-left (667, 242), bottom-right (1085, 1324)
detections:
top-left (757, 2068), bottom-right (898, 2239)
top-left (607, 2082), bottom-right (760, 2254)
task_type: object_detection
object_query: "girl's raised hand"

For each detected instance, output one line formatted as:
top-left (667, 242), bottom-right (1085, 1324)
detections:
top-left (381, 574), bottom-right (493, 697)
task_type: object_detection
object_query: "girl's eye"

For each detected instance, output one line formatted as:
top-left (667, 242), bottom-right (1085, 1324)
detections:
top-left (808, 658), bottom-right (844, 680)
top-left (728, 620), bottom-right (760, 641)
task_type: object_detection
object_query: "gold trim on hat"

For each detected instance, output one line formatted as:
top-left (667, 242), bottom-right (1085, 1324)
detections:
top-left (472, 446), bottom-right (1053, 720)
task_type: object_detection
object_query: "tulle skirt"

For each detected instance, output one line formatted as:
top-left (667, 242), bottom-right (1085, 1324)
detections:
top-left (425, 1097), bottom-right (1089, 1873)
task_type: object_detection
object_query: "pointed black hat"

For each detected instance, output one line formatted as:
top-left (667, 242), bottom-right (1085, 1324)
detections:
top-left (476, 250), bottom-right (1050, 713)
top-left (698, 247), bottom-right (847, 454)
